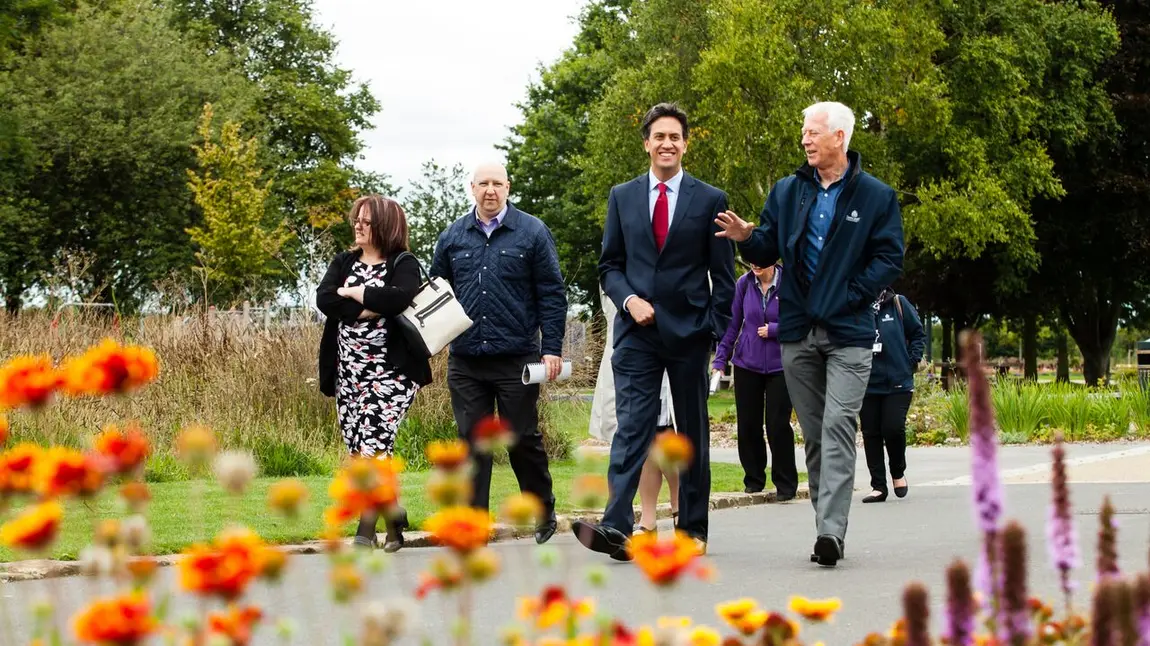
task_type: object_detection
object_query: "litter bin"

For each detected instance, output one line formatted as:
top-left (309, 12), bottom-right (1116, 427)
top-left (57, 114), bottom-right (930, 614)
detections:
top-left (1138, 338), bottom-right (1150, 390)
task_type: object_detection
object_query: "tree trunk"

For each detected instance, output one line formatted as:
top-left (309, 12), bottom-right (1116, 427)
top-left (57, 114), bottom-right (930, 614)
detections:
top-left (1061, 296), bottom-right (1120, 387)
top-left (942, 318), bottom-right (953, 363)
top-left (1023, 313), bottom-right (1038, 380)
top-left (1056, 328), bottom-right (1070, 383)
top-left (4, 291), bottom-right (21, 315)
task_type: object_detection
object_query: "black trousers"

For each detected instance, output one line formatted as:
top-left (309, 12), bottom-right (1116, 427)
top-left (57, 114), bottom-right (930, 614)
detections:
top-left (603, 327), bottom-right (711, 540)
top-left (733, 366), bottom-right (797, 496)
top-left (447, 353), bottom-right (554, 514)
top-left (859, 391), bottom-right (913, 494)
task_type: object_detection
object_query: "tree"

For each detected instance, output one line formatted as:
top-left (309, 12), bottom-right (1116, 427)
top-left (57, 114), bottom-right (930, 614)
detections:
top-left (168, 0), bottom-right (380, 231)
top-left (503, 0), bottom-right (637, 310)
top-left (1031, 0), bottom-right (1150, 386)
top-left (186, 104), bottom-right (289, 306)
top-left (404, 161), bottom-right (470, 265)
top-left (1, 1), bottom-right (257, 310)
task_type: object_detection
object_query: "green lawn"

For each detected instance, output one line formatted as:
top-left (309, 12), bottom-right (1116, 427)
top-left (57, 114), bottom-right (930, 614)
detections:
top-left (0, 462), bottom-right (758, 562)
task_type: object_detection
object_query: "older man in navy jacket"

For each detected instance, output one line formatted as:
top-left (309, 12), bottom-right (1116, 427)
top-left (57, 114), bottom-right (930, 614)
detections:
top-left (431, 162), bottom-right (567, 544)
top-left (573, 103), bottom-right (735, 559)
top-left (716, 101), bottom-right (904, 567)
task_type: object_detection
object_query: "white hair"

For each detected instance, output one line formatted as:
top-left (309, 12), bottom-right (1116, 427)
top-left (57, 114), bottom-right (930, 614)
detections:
top-left (803, 102), bottom-right (855, 152)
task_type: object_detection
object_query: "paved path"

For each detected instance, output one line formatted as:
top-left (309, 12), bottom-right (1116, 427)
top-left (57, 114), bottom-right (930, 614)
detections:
top-left (3, 443), bottom-right (1149, 645)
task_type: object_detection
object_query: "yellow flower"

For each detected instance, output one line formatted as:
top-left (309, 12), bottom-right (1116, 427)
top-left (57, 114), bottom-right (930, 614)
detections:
top-left (517, 586), bottom-right (595, 631)
top-left (571, 473), bottom-right (609, 509)
top-left (651, 432), bottom-right (694, 472)
top-left (500, 492), bottom-right (543, 528)
top-left (687, 625), bottom-right (721, 646)
top-left (267, 479), bottom-right (309, 517)
top-left (0, 500), bottom-right (62, 551)
top-left (426, 440), bottom-right (469, 470)
top-left (176, 424), bottom-right (217, 468)
top-left (425, 470), bottom-right (472, 507)
top-left (716, 598), bottom-right (769, 635)
top-left (788, 595), bottom-right (842, 622)
top-left (463, 547), bottom-right (500, 582)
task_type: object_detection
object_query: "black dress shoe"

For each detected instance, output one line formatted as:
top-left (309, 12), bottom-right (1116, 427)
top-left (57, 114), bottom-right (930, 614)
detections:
top-left (744, 486), bottom-right (764, 494)
top-left (571, 520), bottom-right (631, 561)
top-left (812, 535), bottom-right (844, 567)
top-left (862, 490), bottom-right (888, 503)
top-left (535, 515), bottom-right (558, 544)
top-left (776, 492), bottom-right (796, 502)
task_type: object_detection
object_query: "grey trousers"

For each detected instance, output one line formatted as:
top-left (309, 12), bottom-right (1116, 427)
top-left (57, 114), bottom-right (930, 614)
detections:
top-left (781, 327), bottom-right (872, 541)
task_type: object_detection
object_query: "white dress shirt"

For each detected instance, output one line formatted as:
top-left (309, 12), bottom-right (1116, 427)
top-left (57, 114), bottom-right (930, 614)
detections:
top-left (624, 167), bottom-right (685, 314)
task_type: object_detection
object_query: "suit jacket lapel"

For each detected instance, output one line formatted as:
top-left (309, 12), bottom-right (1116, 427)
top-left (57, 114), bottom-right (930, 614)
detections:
top-left (662, 172), bottom-right (696, 253)
top-left (633, 175), bottom-right (657, 252)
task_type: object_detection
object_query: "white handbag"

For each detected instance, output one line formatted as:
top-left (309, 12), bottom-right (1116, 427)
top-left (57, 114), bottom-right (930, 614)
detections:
top-left (394, 252), bottom-right (474, 357)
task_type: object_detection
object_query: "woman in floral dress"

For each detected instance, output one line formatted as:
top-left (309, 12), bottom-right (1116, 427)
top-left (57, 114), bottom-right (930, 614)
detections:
top-left (316, 195), bottom-right (432, 551)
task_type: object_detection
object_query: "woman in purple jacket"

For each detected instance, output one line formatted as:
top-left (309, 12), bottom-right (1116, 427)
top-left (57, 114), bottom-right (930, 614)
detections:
top-left (711, 262), bottom-right (797, 499)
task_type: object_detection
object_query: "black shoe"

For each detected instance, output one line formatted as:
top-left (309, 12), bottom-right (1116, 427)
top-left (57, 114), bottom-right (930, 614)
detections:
top-left (744, 486), bottom-right (764, 494)
top-left (893, 479), bottom-right (909, 498)
top-left (862, 490), bottom-right (888, 504)
top-left (571, 520), bottom-right (631, 561)
top-left (353, 535), bottom-right (377, 550)
top-left (383, 507), bottom-right (408, 553)
top-left (812, 535), bottom-right (844, 567)
top-left (776, 492), bottom-right (796, 502)
top-left (535, 512), bottom-right (558, 544)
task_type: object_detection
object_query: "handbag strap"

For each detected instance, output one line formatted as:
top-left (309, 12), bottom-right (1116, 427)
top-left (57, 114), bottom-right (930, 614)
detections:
top-left (392, 251), bottom-right (441, 291)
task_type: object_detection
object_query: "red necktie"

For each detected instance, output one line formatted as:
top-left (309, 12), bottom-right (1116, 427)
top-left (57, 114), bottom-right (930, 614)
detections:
top-left (653, 182), bottom-right (669, 252)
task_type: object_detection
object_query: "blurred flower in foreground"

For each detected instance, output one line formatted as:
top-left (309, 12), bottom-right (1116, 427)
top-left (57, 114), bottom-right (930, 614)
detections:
top-left (651, 431), bottom-right (693, 472)
top-left (93, 423), bottom-right (150, 476)
top-left (213, 450), bottom-right (257, 496)
top-left (34, 446), bottom-right (104, 498)
top-left (0, 500), bottom-right (63, 551)
top-left (325, 457), bottom-right (403, 528)
top-left (176, 424), bottom-right (217, 469)
top-left (517, 585), bottom-right (595, 631)
top-left (471, 415), bottom-right (513, 453)
top-left (0, 442), bottom-right (42, 495)
top-left (0, 354), bottom-right (60, 409)
top-left (424, 506), bottom-right (492, 553)
top-left (268, 479), bottom-right (309, 518)
top-left (426, 439), bottom-right (470, 471)
top-left (500, 492), bottom-right (543, 529)
top-left (178, 527), bottom-right (268, 601)
top-left (72, 591), bottom-right (157, 645)
top-left (572, 473), bottom-right (608, 509)
top-left (788, 595), bottom-right (842, 622)
top-left (0, 414), bottom-right (8, 446)
top-left (715, 598), bottom-right (770, 636)
top-left (61, 338), bottom-right (160, 397)
top-left (207, 604), bottom-right (263, 646)
top-left (629, 531), bottom-right (712, 587)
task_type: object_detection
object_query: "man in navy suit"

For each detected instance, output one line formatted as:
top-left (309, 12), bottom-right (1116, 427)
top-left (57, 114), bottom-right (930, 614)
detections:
top-left (572, 103), bottom-right (735, 559)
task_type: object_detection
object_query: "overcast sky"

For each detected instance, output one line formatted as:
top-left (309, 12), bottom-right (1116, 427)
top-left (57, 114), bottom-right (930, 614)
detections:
top-left (311, 0), bottom-right (588, 194)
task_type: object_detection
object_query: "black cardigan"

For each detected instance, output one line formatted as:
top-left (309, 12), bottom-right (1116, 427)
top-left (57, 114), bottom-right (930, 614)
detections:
top-left (316, 249), bottom-right (433, 394)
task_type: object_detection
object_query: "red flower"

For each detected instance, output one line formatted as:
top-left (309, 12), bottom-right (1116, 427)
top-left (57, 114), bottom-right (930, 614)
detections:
top-left (208, 604), bottom-right (263, 645)
top-left (93, 423), bottom-right (150, 476)
top-left (471, 415), bottom-right (514, 453)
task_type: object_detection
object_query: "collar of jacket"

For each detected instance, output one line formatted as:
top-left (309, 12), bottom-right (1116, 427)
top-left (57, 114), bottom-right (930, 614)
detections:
top-left (467, 203), bottom-right (521, 232)
top-left (794, 150), bottom-right (862, 187)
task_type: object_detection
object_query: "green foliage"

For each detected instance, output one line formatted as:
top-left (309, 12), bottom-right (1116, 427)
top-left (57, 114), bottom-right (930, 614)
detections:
top-left (186, 104), bottom-right (290, 305)
top-left (404, 161), bottom-right (470, 265)
top-left (1, 1), bottom-right (257, 309)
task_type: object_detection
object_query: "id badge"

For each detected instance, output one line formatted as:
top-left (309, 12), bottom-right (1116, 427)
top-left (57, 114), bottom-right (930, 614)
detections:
top-left (872, 342), bottom-right (883, 353)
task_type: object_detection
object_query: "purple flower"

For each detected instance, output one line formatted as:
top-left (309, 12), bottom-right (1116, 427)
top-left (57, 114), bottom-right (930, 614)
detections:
top-left (1046, 435), bottom-right (1079, 606)
top-left (944, 560), bottom-right (976, 646)
top-left (1134, 574), bottom-right (1150, 646)
top-left (1096, 496), bottom-right (1121, 582)
top-left (963, 332), bottom-right (1004, 535)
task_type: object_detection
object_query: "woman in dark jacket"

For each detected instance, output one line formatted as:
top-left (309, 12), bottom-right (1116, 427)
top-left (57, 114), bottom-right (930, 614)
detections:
top-left (316, 195), bottom-right (432, 551)
top-left (861, 288), bottom-right (926, 503)
top-left (711, 262), bottom-right (797, 500)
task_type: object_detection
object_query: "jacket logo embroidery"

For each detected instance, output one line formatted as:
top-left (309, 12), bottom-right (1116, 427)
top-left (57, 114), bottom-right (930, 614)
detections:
top-left (882, 314), bottom-right (894, 322)
top-left (846, 210), bottom-right (860, 223)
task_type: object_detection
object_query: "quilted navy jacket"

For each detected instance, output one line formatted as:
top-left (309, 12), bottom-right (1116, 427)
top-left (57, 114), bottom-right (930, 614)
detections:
top-left (430, 204), bottom-right (567, 357)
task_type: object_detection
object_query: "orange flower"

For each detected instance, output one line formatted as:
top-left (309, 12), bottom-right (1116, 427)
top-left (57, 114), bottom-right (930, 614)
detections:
top-left (72, 591), bottom-right (157, 645)
top-left (61, 339), bottom-right (159, 397)
top-left (764, 612), bottom-right (801, 641)
top-left (208, 604), bottom-right (263, 645)
top-left (126, 557), bottom-right (159, 585)
top-left (423, 506), bottom-right (492, 553)
top-left (93, 423), bottom-right (149, 475)
top-left (267, 479), bottom-right (308, 517)
top-left (651, 432), bottom-right (694, 472)
top-left (259, 546), bottom-right (288, 582)
top-left (426, 439), bottom-right (470, 470)
top-left (572, 473), bottom-right (609, 509)
top-left (0, 443), bottom-right (43, 495)
top-left (788, 595), bottom-right (842, 622)
top-left (0, 414), bottom-right (8, 446)
top-left (517, 585), bottom-right (595, 630)
top-left (0, 500), bottom-right (62, 550)
top-left (330, 562), bottom-right (363, 604)
top-left (471, 415), bottom-right (513, 452)
top-left (325, 457), bottom-right (403, 527)
top-left (0, 354), bottom-right (60, 409)
top-left (33, 447), bottom-right (104, 498)
top-left (628, 530), bottom-right (709, 587)
top-left (119, 482), bottom-right (151, 512)
top-left (178, 527), bottom-right (267, 600)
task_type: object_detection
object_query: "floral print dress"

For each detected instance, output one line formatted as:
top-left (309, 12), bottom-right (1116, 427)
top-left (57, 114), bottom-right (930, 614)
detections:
top-left (336, 260), bottom-right (419, 457)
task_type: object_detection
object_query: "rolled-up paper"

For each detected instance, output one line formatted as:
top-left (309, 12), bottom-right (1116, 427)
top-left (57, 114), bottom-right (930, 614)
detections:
top-left (522, 360), bottom-right (573, 385)
top-left (709, 371), bottom-right (723, 395)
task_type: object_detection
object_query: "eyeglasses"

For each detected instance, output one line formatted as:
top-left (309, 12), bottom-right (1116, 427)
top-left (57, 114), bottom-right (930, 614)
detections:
top-left (353, 218), bottom-right (373, 228)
